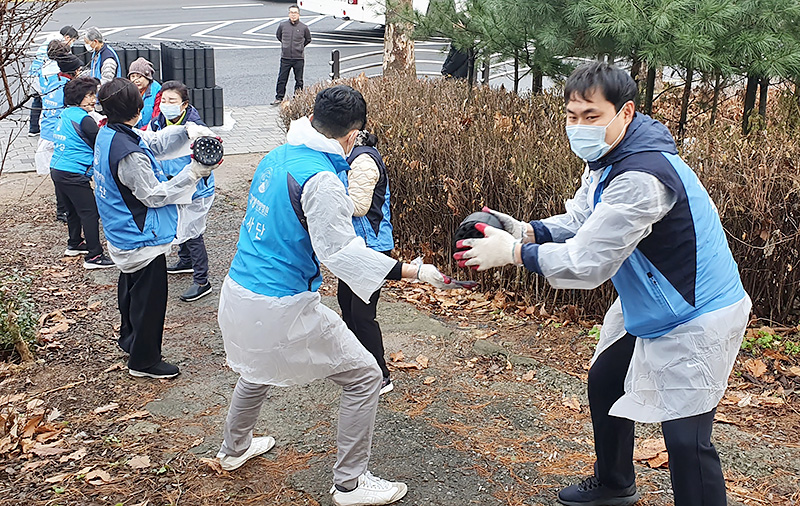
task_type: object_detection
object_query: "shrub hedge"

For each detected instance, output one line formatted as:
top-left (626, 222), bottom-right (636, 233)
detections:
top-left (281, 76), bottom-right (800, 324)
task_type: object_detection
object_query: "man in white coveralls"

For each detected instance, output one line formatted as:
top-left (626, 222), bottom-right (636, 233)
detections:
top-left (455, 62), bottom-right (750, 506)
top-left (216, 85), bottom-right (461, 506)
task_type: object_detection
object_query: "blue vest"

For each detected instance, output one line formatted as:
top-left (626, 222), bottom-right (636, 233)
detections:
top-left (93, 124), bottom-right (177, 251)
top-left (51, 107), bottom-right (94, 176)
top-left (340, 146), bottom-right (394, 252)
top-left (39, 74), bottom-right (69, 141)
top-left (149, 105), bottom-right (214, 200)
top-left (90, 44), bottom-right (121, 80)
top-left (136, 80), bottom-right (162, 129)
top-left (594, 151), bottom-right (745, 338)
top-left (228, 143), bottom-right (351, 297)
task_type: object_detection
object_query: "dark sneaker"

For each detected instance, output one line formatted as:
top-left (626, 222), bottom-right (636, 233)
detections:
top-left (56, 212), bottom-right (68, 224)
top-left (84, 253), bottom-right (115, 269)
top-left (558, 476), bottom-right (640, 506)
top-left (64, 241), bottom-right (89, 256)
top-left (167, 261), bottom-right (194, 274)
top-left (129, 360), bottom-right (180, 379)
top-left (180, 282), bottom-right (212, 302)
top-left (380, 376), bottom-right (393, 395)
top-left (28, 131), bottom-right (40, 137)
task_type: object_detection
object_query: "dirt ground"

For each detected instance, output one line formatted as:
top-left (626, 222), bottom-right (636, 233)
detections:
top-left (0, 154), bottom-right (799, 506)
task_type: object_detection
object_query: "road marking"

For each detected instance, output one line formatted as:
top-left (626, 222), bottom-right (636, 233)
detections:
top-left (242, 18), bottom-right (282, 36)
top-left (140, 24), bottom-right (183, 42)
top-left (334, 21), bottom-right (353, 31)
top-left (182, 3), bottom-right (262, 9)
top-left (304, 15), bottom-right (326, 27)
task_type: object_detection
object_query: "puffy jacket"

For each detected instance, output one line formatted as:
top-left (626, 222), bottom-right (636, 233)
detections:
top-left (340, 146), bottom-right (394, 252)
top-left (276, 19), bottom-right (311, 59)
top-left (93, 123), bottom-right (177, 251)
top-left (150, 105), bottom-right (215, 200)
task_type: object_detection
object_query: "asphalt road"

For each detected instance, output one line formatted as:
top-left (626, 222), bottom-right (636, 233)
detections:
top-left (42, 0), bottom-right (450, 107)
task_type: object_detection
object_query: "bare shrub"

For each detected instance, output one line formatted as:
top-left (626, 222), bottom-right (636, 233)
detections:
top-left (282, 76), bottom-right (800, 323)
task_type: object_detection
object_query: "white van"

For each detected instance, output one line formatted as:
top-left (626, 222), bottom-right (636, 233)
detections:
top-left (298, 0), bottom-right (430, 25)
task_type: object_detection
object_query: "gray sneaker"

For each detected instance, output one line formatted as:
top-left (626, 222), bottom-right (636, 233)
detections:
top-left (83, 253), bottom-right (115, 269)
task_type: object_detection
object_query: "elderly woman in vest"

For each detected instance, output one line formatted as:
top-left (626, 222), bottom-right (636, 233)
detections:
top-left (128, 58), bottom-right (162, 130)
top-left (50, 76), bottom-right (114, 269)
top-left (336, 130), bottom-right (395, 395)
top-left (150, 80), bottom-right (215, 302)
top-left (93, 78), bottom-right (218, 379)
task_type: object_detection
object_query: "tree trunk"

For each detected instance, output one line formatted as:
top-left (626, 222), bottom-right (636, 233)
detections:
top-left (630, 52), bottom-right (641, 82)
top-left (710, 73), bottom-right (722, 126)
top-left (532, 68), bottom-right (543, 94)
top-left (466, 47), bottom-right (476, 90)
top-left (383, 0), bottom-right (415, 77)
top-left (758, 77), bottom-right (769, 118)
top-left (678, 67), bottom-right (694, 136)
top-left (742, 74), bottom-right (759, 135)
top-left (513, 50), bottom-right (519, 94)
top-left (644, 66), bottom-right (656, 115)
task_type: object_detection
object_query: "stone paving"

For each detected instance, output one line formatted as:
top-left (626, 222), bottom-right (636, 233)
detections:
top-left (0, 104), bottom-right (286, 174)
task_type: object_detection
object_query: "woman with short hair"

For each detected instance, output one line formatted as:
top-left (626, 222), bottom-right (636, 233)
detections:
top-left (93, 78), bottom-right (218, 379)
top-left (150, 80), bottom-right (216, 302)
top-left (50, 76), bottom-right (114, 269)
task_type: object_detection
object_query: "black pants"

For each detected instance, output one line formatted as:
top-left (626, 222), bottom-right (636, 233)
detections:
top-left (337, 278), bottom-right (389, 378)
top-left (275, 57), bottom-right (304, 100)
top-left (118, 254), bottom-right (168, 371)
top-left (177, 235), bottom-right (209, 285)
top-left (589, 333), bottom-right (727, 506)
top-left (30, 94), bottom-right (42, 134)
top-left (50, 170), bottom-right (103, 257)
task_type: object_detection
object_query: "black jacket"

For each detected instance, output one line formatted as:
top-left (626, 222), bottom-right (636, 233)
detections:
top-left (276, 19), bottom-right (311, 59)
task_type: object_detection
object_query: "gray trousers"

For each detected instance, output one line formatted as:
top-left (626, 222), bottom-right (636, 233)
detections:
top-left (220, 363), bottom-right (382, 489)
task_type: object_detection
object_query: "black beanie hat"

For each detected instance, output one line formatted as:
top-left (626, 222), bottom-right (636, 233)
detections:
top-left (56, 53), bottom-right (82, 73)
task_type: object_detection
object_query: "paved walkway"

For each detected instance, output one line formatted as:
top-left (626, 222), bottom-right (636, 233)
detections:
top-left (0, 105), bottom-right (286, 174)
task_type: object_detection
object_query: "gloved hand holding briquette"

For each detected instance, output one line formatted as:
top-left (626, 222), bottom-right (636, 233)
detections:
top-left (454, 223), bottom-right (522, 271)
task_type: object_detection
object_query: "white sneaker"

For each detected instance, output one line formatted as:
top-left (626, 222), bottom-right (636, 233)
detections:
top-left (330, 471), bottom-right (408, 506)
top-left (216, 436), bottom-right (275, 471)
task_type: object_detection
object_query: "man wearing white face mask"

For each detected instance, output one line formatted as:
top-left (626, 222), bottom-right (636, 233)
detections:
top-left (455, 62), bottom-right (750, 506)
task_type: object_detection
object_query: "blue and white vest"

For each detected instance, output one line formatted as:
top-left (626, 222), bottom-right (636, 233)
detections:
top-left (93, 124), bottom-right (177, 251)
top-left (594, 151), bottom-right (745, 338)
top-left (340, 146), bottom-right (394, 252)
top-left (39, 74), bottom-right (69, 142)
top-left (51, 107), bottom-right (94, 176)
top-left (90, 44), bottom-right (121, 80)
top-left (228, 143), bottom-right (351, 297)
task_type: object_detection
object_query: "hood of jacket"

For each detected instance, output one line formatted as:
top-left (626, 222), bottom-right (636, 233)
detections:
top-left (587, 112), bottom-right (678, 171)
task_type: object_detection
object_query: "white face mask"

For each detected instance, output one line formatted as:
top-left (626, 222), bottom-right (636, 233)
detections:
top-left (84, 43), bottom-right (94, 52)
top-left (161, 103), bottom-right (183, 120)
top-left (565, 106), bottom-right (627, 162)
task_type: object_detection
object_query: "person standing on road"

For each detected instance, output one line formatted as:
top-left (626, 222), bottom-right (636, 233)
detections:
top-left (215, 85), bottom-right (461, 506)
top-left (272, 4), bottom-right (311, 105)
top-left (93, 78), bottom-right (218, 380)
top-left (150, 81), bottom-right (216, 303)
top-left (337, 130), bottom-right (396, 395)
top-left (84, 27), bottom-right (121, 85)
top-left (50, 76), bottom-right (115, 270)
top-left (27, 25), bottom-right (79, 138)
top-left (455, 62), bottom-right (751, 506)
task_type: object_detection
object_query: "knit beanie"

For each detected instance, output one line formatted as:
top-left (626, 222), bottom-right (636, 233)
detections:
top-left (127, 58), bottom-right (154, 81)
top-left (56, 53), bottom-right (82, 73)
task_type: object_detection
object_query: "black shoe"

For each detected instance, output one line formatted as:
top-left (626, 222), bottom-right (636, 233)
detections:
top-left (56, 212), bottom-right (68, 224)
top-left (557, 476), bottom-right (640, 506)
top-left (64, 240), bottom-right (89, 256)
top-left (167, 261), bottom-right (194, 274)
top-left (129, 360), bottom-right (180, 379)
top-left (28, 131), bottom-right (40, 137)
top-left (379, 376), bottom-right (393, 395)
top-left (180, 282), bottom-right (212, 302)
top-left (84, 253), bottom-right (115, 269)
